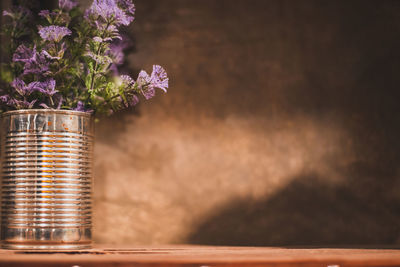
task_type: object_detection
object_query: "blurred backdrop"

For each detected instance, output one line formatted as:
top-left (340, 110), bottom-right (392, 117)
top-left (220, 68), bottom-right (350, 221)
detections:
top-left (2, 0), bottom-right (400, 246)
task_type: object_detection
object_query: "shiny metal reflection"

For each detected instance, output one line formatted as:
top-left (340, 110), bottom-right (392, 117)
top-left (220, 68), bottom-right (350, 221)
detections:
top-left (1, 110), bottom-right (94, 250)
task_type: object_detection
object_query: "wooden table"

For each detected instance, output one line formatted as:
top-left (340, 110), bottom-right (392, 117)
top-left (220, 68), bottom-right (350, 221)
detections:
top-left (1, 245), bottom-right (400, 266)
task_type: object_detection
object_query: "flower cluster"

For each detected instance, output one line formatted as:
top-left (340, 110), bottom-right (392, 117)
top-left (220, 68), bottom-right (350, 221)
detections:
top-left (38, 26), bottom-right (72, 42)
top-left (85, 0), bottom-right (135, 27)
top-left (59, 0), bottom-right (78, 11)
top-left (0, 0), bottom-right (169, 115)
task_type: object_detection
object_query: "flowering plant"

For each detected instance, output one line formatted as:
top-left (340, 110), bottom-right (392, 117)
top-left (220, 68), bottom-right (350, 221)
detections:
top-left (0, 0), bottom-right (168, 115)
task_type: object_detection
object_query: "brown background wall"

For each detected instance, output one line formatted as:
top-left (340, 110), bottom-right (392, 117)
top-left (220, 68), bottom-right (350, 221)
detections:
top-left (4, 0), bottom-right (400, 246)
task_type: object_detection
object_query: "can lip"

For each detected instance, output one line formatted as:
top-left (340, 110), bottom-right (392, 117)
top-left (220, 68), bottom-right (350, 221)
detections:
top-left (1, 109), bottom-right (92, 117)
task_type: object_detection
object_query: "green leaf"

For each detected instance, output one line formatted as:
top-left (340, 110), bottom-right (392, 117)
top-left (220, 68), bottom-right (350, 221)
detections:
top-left (85, 74), bottom-right (92, 90)
top-left (88, 61), bottom-right (94, 72)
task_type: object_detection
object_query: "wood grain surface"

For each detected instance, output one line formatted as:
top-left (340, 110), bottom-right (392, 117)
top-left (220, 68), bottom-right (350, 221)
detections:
top-left (1, 245), bottom-right (400, 267)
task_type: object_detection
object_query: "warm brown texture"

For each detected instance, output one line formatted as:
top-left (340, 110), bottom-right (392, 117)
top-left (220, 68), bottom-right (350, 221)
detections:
top-left (2, 0), bottom-right (400, 246)
top-left (2, 246), bottom-right (400, 267)
top-left (93, 0), bottom-right (400, 246)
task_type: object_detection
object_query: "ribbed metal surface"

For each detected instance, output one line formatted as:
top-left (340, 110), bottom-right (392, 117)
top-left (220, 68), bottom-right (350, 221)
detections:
top-left (1, 110), bottom-right (94, 250)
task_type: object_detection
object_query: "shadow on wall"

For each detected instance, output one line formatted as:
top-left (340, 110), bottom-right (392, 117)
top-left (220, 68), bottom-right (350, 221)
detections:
top-left (92, 0), bottom-right (400, 245)
top-left (188, 171), bottom-right (400, 247)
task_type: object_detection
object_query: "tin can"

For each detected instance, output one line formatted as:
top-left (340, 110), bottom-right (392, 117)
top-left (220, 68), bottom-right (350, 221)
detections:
top-left (0, 109), bottom-right (93, 250)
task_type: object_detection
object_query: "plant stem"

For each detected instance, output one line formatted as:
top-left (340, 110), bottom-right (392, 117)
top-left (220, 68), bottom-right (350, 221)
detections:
top-left (49, 96), bottom-right (55, 107)
top-left (88, 21), bottom-right (111, 93)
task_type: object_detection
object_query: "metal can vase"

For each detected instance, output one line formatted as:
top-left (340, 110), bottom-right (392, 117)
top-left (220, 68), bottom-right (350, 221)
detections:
top-left (0, 109), bottom-right (94, 250)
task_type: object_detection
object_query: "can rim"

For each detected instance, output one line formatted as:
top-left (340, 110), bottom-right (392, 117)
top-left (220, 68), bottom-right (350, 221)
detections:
top-left (1, 109), bottom-right (92, 118)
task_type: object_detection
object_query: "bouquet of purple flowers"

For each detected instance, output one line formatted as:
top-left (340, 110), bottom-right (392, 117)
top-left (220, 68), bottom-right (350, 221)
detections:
top-left (0, 0), bottom-right (169, 115)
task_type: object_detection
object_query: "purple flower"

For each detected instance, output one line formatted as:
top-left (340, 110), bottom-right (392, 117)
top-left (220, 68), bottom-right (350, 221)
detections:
top-left (10, 78), bottom-right (58, 97)
top-left (56, 95), bottom-right (64, 109)
top-left (93, 36), bottom-right (112, 43)
top-left (85, 50), bottom-right (113, 64)
top-left (13, 46), bottom-right (52, 76)
top-left (150, 65), bottom-right (169, 93)
top-left (2, 96), bottom-right (37, 109)
top-left (38, 10), bottom-right (60, 20)
top-left (126, 94), bottom-right (139, 106)
top-left (135, 65), bottom-right (168, 100)
top-left (59, 0), bottom-right (78, 11)
top-left (38, 10), bottom-right (50, 17)
top-left (39, 103), bottom-right (50, 109)
top-left (135, 70), bottom-right (152, 99)
top-left (120, 75), bottom-right (135, 87)
top-left (107, 38), bottom-right (129, 65)
top-left (73, 101), bottom-right (91, 112)
top-left (38, 25), bottom-right (72, 42)
top-left (13, 99), bottom-right (37, 109)
top-left (117, 0), bottom-right (135, 18)
top-left (75, 101), bottom-right (85, 111)
top-left (0, 95), bottom-right (12, 106)
top-left (116, 75), bottom-right (139, 107)
top-left (35, 79), bottom-right (57, 96)
top-left (142, 87), bottom-right (155, 100)
top-left (86, 0), bottom-right (134, 26)
top-left (11, 78), bottom-right (28, 96)
top-left (13, 44), bottom-right (36, 63)
top-left (141, 87), bottom-right (155, 100)
top-left (3, 6), bottom-right (31, 19)
top-left (0, 95), bottom-right (9, 102)
top-left (23, 52), bottom-right (50, 76)
top-left (42, 50), bottom-right (61, 60)
top-left (135, 70), bottom-right (154, 99)
top-left (2, 10), bottom-right (13, 17)
top-left (10, 78), bottom-right (39, 96)
top-left (41, 94), bottom-right (64, 109)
